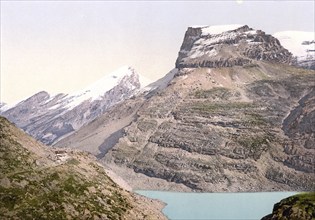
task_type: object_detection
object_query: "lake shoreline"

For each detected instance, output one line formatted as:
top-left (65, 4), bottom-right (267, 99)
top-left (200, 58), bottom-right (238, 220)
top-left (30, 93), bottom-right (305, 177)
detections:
top-left (135, 190), bottom-right (300, 220)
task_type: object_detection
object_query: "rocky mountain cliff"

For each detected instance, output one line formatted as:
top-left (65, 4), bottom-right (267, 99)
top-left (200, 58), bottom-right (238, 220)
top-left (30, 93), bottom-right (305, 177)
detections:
top-left (175, 25), bottom-right (293, 69)
top-left (0, 66), bottom-right (150, 145)
top-left (0, 116), bottom-right (166, 219)
top-left (58, 25), bottom-right (315, 192)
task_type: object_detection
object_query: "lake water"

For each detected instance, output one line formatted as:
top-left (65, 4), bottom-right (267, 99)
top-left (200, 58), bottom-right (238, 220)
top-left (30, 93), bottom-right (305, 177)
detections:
top-left (136, 190), bottom-right (298, 220)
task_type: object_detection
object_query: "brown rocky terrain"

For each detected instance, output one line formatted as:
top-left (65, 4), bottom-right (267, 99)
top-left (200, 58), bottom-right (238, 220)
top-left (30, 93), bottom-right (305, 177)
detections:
top-left (0, 116), bottom-right (166, 219)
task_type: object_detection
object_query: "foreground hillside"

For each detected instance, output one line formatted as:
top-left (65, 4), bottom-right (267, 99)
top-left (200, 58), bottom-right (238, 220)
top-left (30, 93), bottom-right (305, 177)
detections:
top-left (262, 192), bottom-right (315, 220)
top-left (0, 116), bottom-right (165, 219)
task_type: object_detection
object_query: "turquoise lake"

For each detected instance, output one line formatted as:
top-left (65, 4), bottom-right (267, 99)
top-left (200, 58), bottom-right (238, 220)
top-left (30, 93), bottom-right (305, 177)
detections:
top-left (136, 191), bottom-right (298, 220)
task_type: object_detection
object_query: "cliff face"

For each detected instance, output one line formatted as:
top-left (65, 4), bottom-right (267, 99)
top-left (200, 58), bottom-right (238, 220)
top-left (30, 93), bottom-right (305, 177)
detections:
top-left (282, 88), bottom-right (315, 150)
top-left (101, 64), bottom-right (315, 192)
top-left (176, 25), bottom-right (293, 69)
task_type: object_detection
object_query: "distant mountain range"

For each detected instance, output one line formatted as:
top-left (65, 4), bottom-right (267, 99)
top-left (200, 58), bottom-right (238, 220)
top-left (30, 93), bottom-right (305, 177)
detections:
top-left (0, 66), bottom-right (151, 145)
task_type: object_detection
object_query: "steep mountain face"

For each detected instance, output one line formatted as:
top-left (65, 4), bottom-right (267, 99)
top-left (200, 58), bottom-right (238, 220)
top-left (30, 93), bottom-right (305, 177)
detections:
top-left (0, 116), bottom-right (166, 219)
top-left (274, 31), bottom-right (315, 70)
top-left (261, 192), bottom-right (315, 220)
top-left (57, 25), bottom-right (315, 193)
top-left (176, 25), bottom-right (293, 69)
top-left (1, 66), bottom-right (149, 145)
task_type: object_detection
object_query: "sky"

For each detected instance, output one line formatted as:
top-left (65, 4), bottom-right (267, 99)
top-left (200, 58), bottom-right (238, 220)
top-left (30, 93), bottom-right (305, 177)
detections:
top-left (1, 0), bottom-right (314, 105)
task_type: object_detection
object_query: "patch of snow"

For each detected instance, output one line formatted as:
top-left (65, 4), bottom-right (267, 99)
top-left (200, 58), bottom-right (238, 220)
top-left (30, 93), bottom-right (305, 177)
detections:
top-left (0, 103), bottom-right (8, 112)
top-left (48, 104), bottom-right (61, 110)
top-left (0, 98), bottom-right (25, 112)
top-left (179, 49), bottom-right (191, 54)
top-left (201, 24), bottom-right (245, 35)
top-left (273, 31), bottom-right (315, 59)
top-left (190, 25), bottom-right (209, 28)
top-left (64, 66), bottom-right (137, 109)
top-left (185, 30), bottom-right (242, 59)
top-left (43, 94), bottom-right (57, 104)
top-left (42, 132), bottom-right (55, 139)
top-left (142, 69), bottom-right (178, 93)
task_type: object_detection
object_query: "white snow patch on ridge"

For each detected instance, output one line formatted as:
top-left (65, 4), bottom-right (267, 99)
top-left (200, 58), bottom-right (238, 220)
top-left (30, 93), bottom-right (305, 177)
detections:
top-left (64, 66), bottom-right (140, 109)
top-left (200, 24), bottom-right (245, 35)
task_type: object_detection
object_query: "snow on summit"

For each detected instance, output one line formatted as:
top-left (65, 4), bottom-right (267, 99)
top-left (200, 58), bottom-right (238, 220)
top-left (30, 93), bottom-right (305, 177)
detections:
top-left (200, 24), bottom-right (245, 35)
top-left (64, 66), bottom-right (146, 109)
top-left (190, 24), bottom-right (246, 35)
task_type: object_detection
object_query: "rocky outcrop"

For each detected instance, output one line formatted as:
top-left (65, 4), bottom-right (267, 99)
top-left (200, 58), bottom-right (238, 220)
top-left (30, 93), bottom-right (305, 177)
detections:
top-left (261, 192), bottom-right (315, 220)
top-left (283, 89), bottom-right (315, 149)
top-left (176, 25), bottom-right (293, 69)
top-left (1, 67), bottom-right (146, 145)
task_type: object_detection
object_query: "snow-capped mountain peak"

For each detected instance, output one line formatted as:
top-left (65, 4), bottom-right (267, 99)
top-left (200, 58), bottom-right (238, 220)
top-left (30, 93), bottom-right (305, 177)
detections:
top-left (176, 24), bottom-right (292, 69)
top-left (1, 66), bottom-right (149, 145)
top-left (64, 66), bottom-right (141, 109)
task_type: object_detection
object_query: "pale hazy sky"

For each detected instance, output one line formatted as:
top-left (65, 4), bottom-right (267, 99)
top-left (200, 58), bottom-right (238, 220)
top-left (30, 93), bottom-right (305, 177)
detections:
top-left (1, 1), bottom-right (314, 104)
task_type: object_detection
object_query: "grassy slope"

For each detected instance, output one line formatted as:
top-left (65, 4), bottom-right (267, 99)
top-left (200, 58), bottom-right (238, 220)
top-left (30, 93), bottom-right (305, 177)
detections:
top-left (0, 116), bottom-right (165, 219)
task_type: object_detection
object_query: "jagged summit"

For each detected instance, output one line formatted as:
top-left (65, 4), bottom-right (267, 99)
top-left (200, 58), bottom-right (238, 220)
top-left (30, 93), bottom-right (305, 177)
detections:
top-left (176, 24), bottom-right (293, 69)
